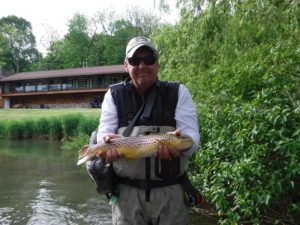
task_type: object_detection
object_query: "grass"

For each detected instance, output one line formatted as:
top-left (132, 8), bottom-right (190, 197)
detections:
top-left (0, 109), bottom-right (101, 121)
top-left (0, 109), bottom-right (101, 140)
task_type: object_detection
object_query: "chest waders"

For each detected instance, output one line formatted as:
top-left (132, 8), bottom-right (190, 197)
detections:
top-left (87, 79), bottom-right (202, 208)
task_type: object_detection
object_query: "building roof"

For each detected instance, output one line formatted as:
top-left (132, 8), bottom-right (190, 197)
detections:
top-left (0, 64), bottom-right (126, 82)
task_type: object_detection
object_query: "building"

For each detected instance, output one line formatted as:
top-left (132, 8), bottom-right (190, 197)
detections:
top-left (0, 65), bottom-right (127, 109)
top-left (0, 74), bottom-right (4, 108)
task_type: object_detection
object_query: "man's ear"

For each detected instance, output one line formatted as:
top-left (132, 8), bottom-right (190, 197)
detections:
top-left (124, 60), bottom-right (129, 72)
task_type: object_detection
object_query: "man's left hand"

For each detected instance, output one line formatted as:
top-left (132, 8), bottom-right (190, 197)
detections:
top-left (154, 129), bottom-right (181, 160)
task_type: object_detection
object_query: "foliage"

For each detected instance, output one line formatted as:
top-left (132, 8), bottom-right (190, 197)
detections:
top-left (1, 112), bottom-right (99, 141)
top-left (76, 116), bottom-right (99, 136)
top-left (0, 15), bottom-right (39, 73)
top-left (48, 116), bottom-right (64, 140)
top-left (154, 0), bottom-right (300, 224)
top-left (0, 109), bottom-right (100, 121)
top-left (61, 113), bottom-right (84, 139)
top-left (60, 133), bottom-right (90, 157)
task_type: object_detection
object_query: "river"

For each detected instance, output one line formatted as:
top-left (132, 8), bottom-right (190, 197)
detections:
top-left (0, 139), bottom-right (217, 225)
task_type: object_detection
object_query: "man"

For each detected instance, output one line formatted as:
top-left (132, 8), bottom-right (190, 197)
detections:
top-left (91, 36), bottom-right (199, 225)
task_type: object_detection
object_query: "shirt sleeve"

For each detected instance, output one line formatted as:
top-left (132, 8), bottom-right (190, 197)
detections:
top-left (96, 89), bottom-right (118, 143)
top-left (175, 84), bottom-right (200, 155)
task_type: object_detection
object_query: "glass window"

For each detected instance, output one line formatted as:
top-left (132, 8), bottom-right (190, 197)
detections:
top-left (37, 80), bottom-right (48, 92)
top-left (77, 77), bottom-right (87, 90)
top-left (49, 79), bottom-right (62, 91)
top-left (91, 76), bottom-right (103, 89)
top-left (62, 78), bottom-right (73, 90)
top-left (10, 82), bottom-right (24, 93)
top-left (112, 75), bottom-right (118, 84)
top-left (4, 83), bottom-right (11, 93)
top-left (24, 81), bottom-right (36, 92)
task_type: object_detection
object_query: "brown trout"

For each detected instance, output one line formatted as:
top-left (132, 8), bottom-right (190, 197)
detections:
top-left (77, 133), bottom-right (193, 165)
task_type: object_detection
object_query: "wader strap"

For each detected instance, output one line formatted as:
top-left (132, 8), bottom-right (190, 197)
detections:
top-left (145, 157), bottom-right (151, 201)
top-left (141, 86), bottom-right (157, 120)
top-left (122, 102), bottom-right (145, 137)
top-left (122, 86), bottom-right (157, 137)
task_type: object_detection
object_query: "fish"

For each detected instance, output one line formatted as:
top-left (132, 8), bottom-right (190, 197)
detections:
top-left (77, 133), bottom-right (194, 165)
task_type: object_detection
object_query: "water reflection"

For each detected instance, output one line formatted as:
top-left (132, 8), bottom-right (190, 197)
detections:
top-left (0, 139), bottom-right (217, 225)
top-left (0, 139), bottom-right (111, 225)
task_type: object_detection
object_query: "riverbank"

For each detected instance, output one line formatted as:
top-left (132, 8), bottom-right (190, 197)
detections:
top-left (0, 109), bottom-right (100, 121)
top-left (0, 109), bottom-right (100, 140)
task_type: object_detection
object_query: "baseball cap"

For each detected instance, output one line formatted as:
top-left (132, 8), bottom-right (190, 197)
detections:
top-left (125, 36), bottom-right (158, 59)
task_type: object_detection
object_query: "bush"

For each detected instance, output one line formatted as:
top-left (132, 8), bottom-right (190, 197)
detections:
top-left (7, 121), bottom-right (25, 139)
top-left (48, 117), bottom-right (63, 139)
top-left (61, 133), bottom-right (90, 157)
top-left (76, 116), bottom-right (98, 136)
top-left (0, 120), bottom-right (6, 139)
top-left (154, 0), bottom-right (299, 223)
top-left (61, 113), bottom-right (83, 139)
top-left (34, 118), bottom-right (50, 138)
top-left (23, 119), bottom-right (35, 138)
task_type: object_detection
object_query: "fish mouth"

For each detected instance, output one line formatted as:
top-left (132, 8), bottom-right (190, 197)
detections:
top-left (175, 134), bottom-right (194, 149)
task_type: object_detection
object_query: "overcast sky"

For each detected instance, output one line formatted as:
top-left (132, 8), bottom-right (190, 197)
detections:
top-left (1, 0), bottom-right (179, 54)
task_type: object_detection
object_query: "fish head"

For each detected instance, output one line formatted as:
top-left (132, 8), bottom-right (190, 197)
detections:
top-left (169, 134), bottom-right (194, 151)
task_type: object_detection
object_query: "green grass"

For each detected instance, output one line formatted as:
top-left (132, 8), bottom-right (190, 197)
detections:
top-left (0, 109), bottom-right (101, 121)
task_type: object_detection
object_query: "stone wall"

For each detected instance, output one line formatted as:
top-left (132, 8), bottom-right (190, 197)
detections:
top-left (23, 102), bottom-right (92, 109)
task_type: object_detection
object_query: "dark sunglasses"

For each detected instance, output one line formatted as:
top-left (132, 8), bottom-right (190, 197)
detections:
top-left (128, 55), bottom-right (157, 66)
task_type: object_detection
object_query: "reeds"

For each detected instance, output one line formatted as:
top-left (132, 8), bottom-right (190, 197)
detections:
top-left (0, 113), bottom-right (99, 140)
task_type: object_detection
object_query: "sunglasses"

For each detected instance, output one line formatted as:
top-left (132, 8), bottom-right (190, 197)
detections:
top-left (128, 55), bottom-right (157, 66)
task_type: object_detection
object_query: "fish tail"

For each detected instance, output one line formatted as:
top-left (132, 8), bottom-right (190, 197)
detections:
top-left (78, 145), bottom-right (89, 160)
top-left (77, 155), bottom-right (89, 165)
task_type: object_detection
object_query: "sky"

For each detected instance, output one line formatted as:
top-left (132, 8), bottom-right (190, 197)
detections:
top-left (0, 0), bottom-right (179, 54)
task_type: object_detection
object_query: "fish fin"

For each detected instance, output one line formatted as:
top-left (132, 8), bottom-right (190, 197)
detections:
top-left (77, 155), bottom-right (89, 165)
top-left (78, 145), bottom-right (89, 160)
top-left (126, 153), bottom-right (136, 161)
top-left (158, 140), bottom-right (169, 146)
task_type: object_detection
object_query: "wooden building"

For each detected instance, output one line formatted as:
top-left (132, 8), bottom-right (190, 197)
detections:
top-left (0, 65), bottom-right (127, 109)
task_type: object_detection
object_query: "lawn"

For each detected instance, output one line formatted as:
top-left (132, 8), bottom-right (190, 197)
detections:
top-left (0, 109), bottom-right (101, 121)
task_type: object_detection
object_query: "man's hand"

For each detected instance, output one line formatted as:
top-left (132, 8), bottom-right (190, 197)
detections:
top-left (154, 129), bottom-right (181, 160)
top-left (98, 134), bottom-right (124, 163)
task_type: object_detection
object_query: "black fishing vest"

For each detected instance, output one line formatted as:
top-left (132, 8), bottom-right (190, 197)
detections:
top-left (110, 79), bottom-right (179, 129)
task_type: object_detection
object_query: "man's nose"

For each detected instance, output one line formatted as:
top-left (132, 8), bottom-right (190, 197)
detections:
top-left (138, 60), bottom-right (147, 68)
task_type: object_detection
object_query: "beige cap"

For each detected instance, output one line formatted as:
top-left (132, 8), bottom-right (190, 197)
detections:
top-left (125, 36), bottom-right (158, 59)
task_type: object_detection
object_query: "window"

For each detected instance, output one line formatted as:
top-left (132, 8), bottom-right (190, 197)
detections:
top-left (77, 77), bottom-right (87, 89)
top-left (24, 81), bottom-right (36, 92)
top-left (91, 76), bottom-right (103, 89)
top-left (49, 79), bottom-right (62, 91)
top-left (10, 82), bottom-right (24, 93)
top-left (37, 80), bottom-right (48, 92)
top-left (62, 78), bottom-right (73, 90)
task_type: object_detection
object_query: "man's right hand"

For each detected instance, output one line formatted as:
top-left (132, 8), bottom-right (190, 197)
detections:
top-left (97, 134), bottom-right (124, 163)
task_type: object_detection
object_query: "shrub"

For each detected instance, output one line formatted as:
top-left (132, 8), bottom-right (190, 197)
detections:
top-left (23, 119), bottom-right (35, 138)
top-left (34, 118), bottom-right (50, 138)
top-left (48, 117), bottom-right (63, 139)
top-left (0, 121), bottom-right (6, 138)
top-left (7, 121), bottom-right (25, 139)
top-left (61, 113), bottom-right (83, 139)
top-left (76, 116), bottom-right (98, 136)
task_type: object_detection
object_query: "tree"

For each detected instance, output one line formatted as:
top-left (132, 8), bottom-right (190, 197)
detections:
top-left (0, 16), bottom-right (39, 73)
top-left (154, 0), bottom-right (300, 224)
top-left (61, 13), bottom-right (92, 68)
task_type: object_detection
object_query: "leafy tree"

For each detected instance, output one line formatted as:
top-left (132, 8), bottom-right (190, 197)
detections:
top-left (0, 15), bottom-right (39, 73)
top-left (154, 0), bottom-right (300, 224)
top-left (61, 13), bottom-right (92, 68)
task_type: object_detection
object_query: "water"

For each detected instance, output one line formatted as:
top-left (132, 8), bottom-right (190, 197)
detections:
top-left (0, 139), bottom-right (217, 225)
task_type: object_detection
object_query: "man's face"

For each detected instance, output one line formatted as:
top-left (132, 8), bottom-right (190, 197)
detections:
top-left (125, 47), bottom-right (158, 94)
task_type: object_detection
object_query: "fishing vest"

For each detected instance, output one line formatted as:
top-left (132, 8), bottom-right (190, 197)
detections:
top-left (110, 79), bottom-right (190, 180)
top-left (110, 79), bottom-right (179, 129)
